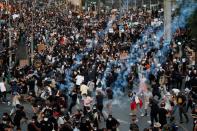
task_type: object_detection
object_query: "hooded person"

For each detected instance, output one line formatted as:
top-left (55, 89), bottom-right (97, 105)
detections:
top-left (13, 105), bottom-right (27, 131)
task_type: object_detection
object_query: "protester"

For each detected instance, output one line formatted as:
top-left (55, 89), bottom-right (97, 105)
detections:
top-left (158, 102), bottom-right (168, 128)
top-left (176, 92), bottom-right (189, 123)
top-left (0, 1), bottom-right (196, 131)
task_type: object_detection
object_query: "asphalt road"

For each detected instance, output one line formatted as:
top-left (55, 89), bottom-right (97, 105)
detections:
top-left (0, 94), bottom-right (193, 131)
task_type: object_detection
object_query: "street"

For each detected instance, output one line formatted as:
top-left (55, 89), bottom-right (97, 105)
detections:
top-left (0, 94), bottom-right (193, 131)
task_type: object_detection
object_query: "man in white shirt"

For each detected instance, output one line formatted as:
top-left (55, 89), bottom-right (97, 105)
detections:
top-left (75, 73), bottom-right (84, 88)
top-left (0, 78), bottom-right (7, 103)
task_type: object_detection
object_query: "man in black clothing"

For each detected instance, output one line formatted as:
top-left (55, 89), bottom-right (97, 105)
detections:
top-left (27, 116), bottom-right (41, 131)
top-left (68, 88), bottom-right (78, 113)
top-left (149, 97), bottom-right (159, 127)
top-left (152, 81), bottom-right (161, 100)
top-left (177, 92), bottom-right (189, 123)
top-left (40, 117), bottom-right (54, 131)
top-left (13, 105), bottom-right (27, 131)
top-left (106, 115), bottom-right (120, 131)
top-left (158, 102), bottom-right (168, 128)
top-left (96, 91), bottom-right (105, 121)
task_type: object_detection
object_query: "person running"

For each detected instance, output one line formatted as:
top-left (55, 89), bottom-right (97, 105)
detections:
top-left (0, 78), bottom-right (7, 103)
top-left (149, 97), bottom-right (159, 127)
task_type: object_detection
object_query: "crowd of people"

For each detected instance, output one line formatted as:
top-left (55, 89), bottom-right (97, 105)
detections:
top-left (0, 0), bottom-right (197, 131)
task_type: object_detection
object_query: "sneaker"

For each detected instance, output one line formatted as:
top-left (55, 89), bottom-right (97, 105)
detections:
top-left (147, 121), bottom-right (151, 124)
top-left (135, 119), bottom-right (139, 122)
top-left (140, 114), bottom-right (145, 117)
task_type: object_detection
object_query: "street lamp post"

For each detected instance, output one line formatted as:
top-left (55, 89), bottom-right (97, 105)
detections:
top-left (178, 42), bottom-right (182, 58)
top-left (31, 0), bottom-right (36, 65)
top-left (6, 0), bottom-right (12, 68)
top-left (150, 0), bottom-right (152, 10)
top-left (127, 0), bottom-right (129, 11)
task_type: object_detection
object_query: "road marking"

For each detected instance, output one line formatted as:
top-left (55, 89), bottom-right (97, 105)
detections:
top-left (117, 119), bottom-right (130, 124)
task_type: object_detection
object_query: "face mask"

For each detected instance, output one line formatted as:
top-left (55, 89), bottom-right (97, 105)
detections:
top-left (108, 118), bottom-right (112, 121)
top-left (44, 118), bottom-right (48, 121)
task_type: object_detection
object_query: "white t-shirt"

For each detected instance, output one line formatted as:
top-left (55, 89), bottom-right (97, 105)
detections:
top-left (80, 84), bottom-right (89, 95)
top-left (57, 116), bottom-right (65, 127)
top-left (0, 82), bottom-right (6, 92)
top-left (76, 75), bottom-right (84, 86)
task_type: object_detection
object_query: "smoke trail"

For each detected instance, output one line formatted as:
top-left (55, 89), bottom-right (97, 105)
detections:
top-left (157, 0), bottom-right (197, 64)
top-left (112, 0), bottom-right (197, 96)
top-left (172, 1), bottom-right (197, 32)
top-left (64, 15), bottom-right (116, 90)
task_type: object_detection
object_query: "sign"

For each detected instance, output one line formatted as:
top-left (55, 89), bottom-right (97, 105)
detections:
top-left (19, 59), bottom-right (29, 68)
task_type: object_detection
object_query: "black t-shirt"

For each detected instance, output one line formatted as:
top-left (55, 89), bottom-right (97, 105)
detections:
top-left (27, 122), bottom-right (41, 131)
top-left (96, 94), bottom-right (104, 105)
top-left (14, 110), bottom-right (26, 122)
top-left (150, 99), bottom-right (159, 114)
top-left (43, 108), bottom-right (53, 117)
top-left (40, 120), bottom-right (53, 131)
top-left (106, 118), bottom-right (119, 130)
